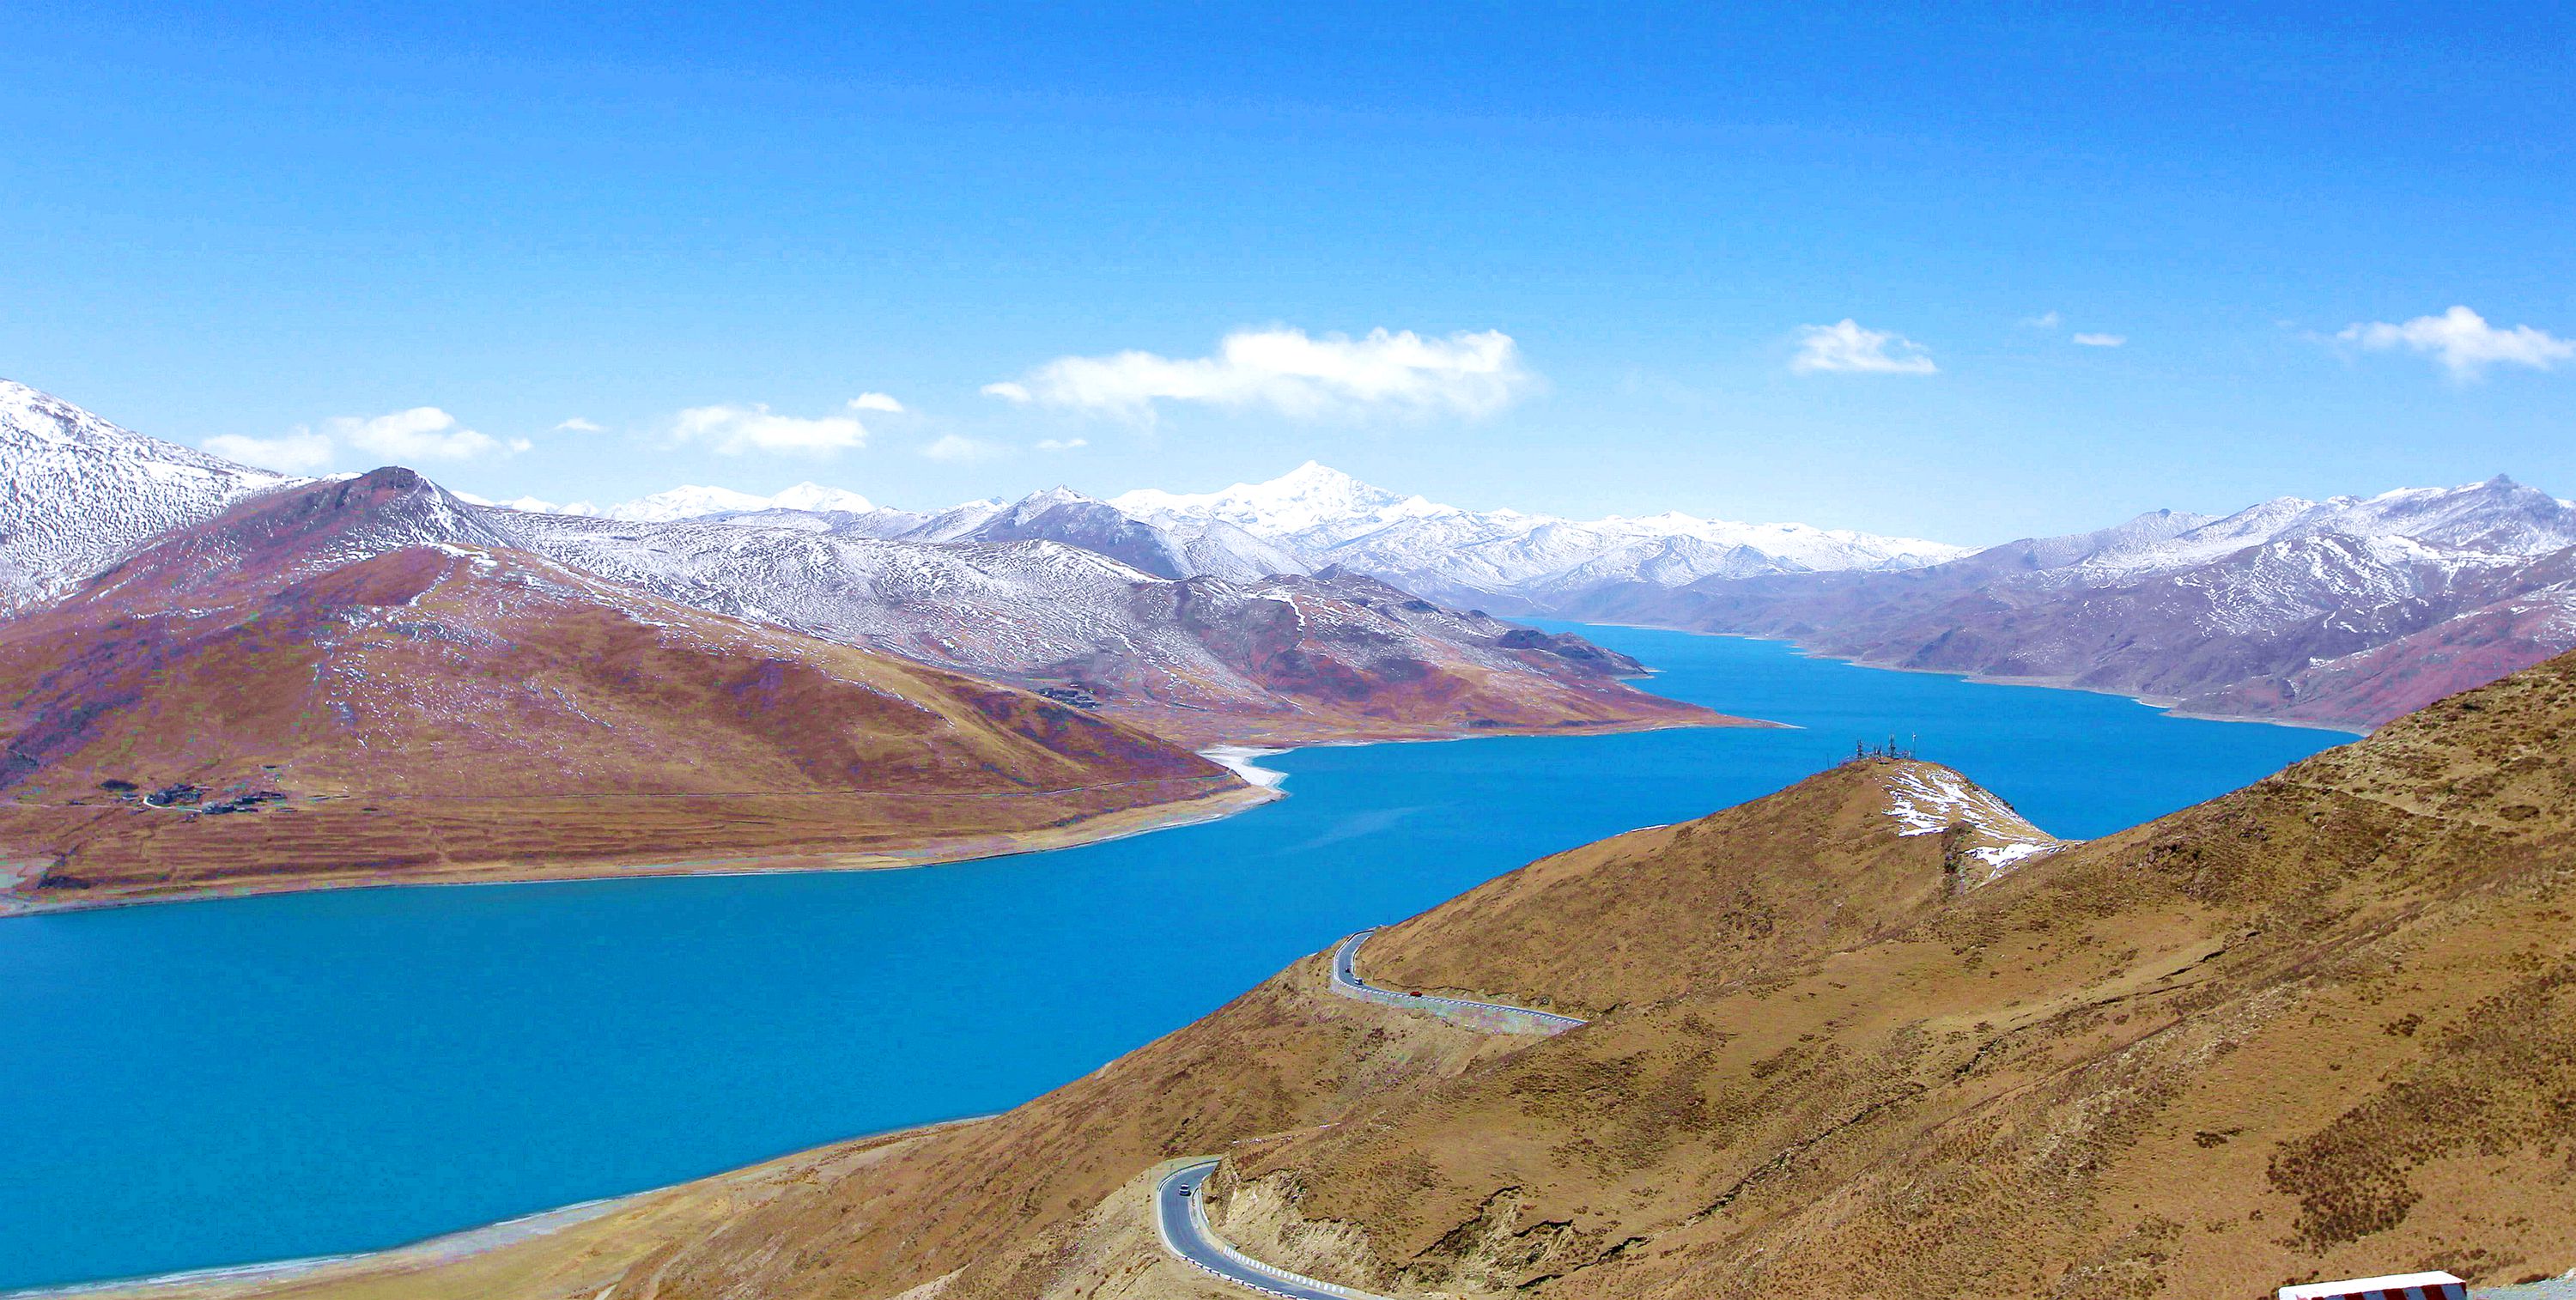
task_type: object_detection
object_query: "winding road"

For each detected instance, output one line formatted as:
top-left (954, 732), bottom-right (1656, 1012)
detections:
top-left (1327, 928), bottom-right (1587, 1035)
top-left (1157, 1159), bottom-right (1382, 1300)
top-left (1155, 930), bottom-right (1587, 1297)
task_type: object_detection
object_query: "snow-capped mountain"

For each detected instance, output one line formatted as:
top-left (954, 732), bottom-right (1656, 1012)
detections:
top-left (1113, 459), bottom-right (1456, 549)
top-left (0, 380), bottom-right (301, 611)
top-left (557, 483), bottom-right (1311, 582)
top-left (556, 463), bottom-right (1959, 600)
top-left (1111, 461), bottom-right (1971, 611)
top-left (1565, 474), bottom-right (2576, 730)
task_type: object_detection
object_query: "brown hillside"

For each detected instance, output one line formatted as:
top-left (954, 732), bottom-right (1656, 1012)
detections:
top-left (0, 471), bottom-right (1249, 908)
top-left (1360, 757), bottom-right (2063, 1017)
top-left (1206, 651), bottom-right (2576, 1298)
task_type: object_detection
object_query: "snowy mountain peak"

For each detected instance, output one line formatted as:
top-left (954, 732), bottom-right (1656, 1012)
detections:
top-left (1110, 462), bottom-right (1451, 545)
top-left (0, 380), bottom-right (302, 610)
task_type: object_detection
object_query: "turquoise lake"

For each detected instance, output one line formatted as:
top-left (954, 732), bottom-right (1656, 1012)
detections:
top-left (0, 625), bottom-right (2346, 1291)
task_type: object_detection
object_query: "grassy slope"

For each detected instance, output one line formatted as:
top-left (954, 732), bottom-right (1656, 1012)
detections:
top-left (1215, 652), bottom-right (2576, 1297)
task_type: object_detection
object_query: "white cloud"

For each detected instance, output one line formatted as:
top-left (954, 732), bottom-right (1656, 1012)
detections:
top-left (205, 430), bottom-right (335, 473)
top-left (670, 403), bottom-right (868, 456)
top-left (2073, 332), bottom-right (2126, 348)
top-left (1791, 320), bottom-right (1938, 374)
top-left (1035, 437), bottom-right (1088, 451)
top-left (922, 433), bottom-right (1001, 463)
top-left (2022, 311), bottom-right (2063, 329)
top-left (983, 326), bottom-right (1534, 422)
top-left (555, 416), bottom-right (604, 433)
top-left (2339, 306), bottom-right (2573, 379)
top-left (329, 407), bottom-right (520, 461)
top-left (848, 392), bottom-right (906, 413)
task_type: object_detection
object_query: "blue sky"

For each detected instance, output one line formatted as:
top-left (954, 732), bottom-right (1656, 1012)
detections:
top-left (3, 3), bottom-right (2568, 543)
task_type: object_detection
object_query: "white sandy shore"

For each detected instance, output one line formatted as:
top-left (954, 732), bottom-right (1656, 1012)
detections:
top-left (1198, 745), bottom-right (1292, 791)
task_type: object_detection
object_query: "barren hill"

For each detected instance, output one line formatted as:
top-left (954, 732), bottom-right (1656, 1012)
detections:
top-left (0, 469), bottom-right (1255, 908)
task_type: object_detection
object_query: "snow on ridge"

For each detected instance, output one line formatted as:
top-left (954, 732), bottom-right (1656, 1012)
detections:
top-left (1880, 763), bottom-right (2067, 881)
top-left (1111, 461), bottom-right (1971, 599)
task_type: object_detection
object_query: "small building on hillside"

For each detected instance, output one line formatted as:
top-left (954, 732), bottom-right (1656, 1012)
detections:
top-left (2280, 1272), bottom-right (2467, 1300)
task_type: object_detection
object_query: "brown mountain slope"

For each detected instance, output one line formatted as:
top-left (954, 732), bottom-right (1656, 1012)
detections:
top-left (1358, 757), bottom-right (2063, 1018)
top-left (0, 470), bottom-right (1255, 908)
top-left (1206, 651), bottom-right (2576, 1298)
top-left (84, 649), bottom-right (2576, 1300)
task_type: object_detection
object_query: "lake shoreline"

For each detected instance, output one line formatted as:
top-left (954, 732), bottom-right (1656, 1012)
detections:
top-left (0, 780), bottom-right (1281, 919)
top-left (0, 712), bottom-right (1756, 920)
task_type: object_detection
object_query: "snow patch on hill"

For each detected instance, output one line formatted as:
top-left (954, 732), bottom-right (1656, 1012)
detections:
top-left (1880, 762), bottom-right (2066, 881)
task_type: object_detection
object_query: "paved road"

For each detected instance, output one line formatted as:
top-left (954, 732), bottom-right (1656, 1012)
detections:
top-left (1151, 936), bottom-right (1583, 1297)
top-left (1327, 928), bottom-right (1587, 1034)
top-left (1156, 1160), bottom-right (1381, 1300)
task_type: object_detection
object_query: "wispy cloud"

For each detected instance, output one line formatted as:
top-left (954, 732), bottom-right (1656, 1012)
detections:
top-left (331, 408), bottom-right (527, 461)
top-left (1035, 437), bottom-right (1088, 451)
top-left (554, 416), bottom-right (604, 433)
top-left (1791, 320), bottom-right (1938, 374)
top-left (2073, 332), bottom-right (2126, 348)
top-left (982, 326), bottom-right (1534, 422)
top-left (205, 430), bottom-right (335, 473)
top-left (205, 405), bottom-right (528, 472)
top-left (670, 402), bottom-right (869, 455)
top-left (2339, 306), bottom-right (2573, 379)
top-left (848, 392), bottom-right (906, 413)
top-left (921, 433), bottom-right (1001, 463)
top-left (2021, 310), bottom-right (2063, 330)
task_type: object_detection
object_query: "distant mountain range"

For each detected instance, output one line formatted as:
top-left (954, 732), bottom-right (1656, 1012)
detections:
top-left (1115, 460), bottom-right (1974, 603)
top-left (0, 381), bottom-right (1734, 903)
top-left (1554, 475), bottom-right (2576, 730)
top-left (15, 372), bottom-right (2576, 744)
top-left (562, 455), bottom-right (2576, 730)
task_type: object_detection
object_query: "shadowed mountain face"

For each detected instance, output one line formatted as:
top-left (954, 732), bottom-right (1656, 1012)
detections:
top-left (0, 470), bottom-right (1249, 908)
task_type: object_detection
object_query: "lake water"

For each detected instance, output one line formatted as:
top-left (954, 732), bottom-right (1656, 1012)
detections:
top-left (0, 625), bottom-right (2345, 1291)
